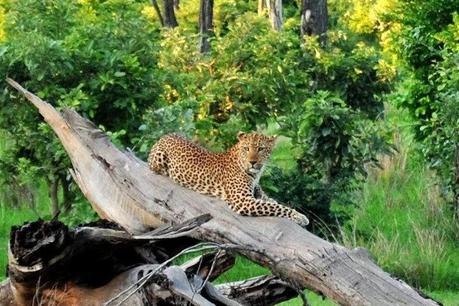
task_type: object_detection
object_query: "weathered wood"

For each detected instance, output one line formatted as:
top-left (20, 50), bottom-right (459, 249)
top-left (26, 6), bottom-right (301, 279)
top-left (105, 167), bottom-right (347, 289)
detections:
top-left (6, 216), bottom-right (212, 305)
top-left (160, 266), bottom-right (221, 306)
top-left (267, 0), bottom-right (282, 31)
top-left (180, 251), bottom-right (235, 281)
top-left (4, 218), bottom-right (296, 305)
top-left (216, 275), bottom-right (299, 305)
top-left (6, 261), bottom-right (246, 306)
top-left (6, 78), bottom-right (441, 306)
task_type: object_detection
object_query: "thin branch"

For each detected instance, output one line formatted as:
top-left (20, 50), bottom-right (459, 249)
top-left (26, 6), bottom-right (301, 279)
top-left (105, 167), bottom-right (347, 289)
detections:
top-left (104, 242), bottom-right (228, 306)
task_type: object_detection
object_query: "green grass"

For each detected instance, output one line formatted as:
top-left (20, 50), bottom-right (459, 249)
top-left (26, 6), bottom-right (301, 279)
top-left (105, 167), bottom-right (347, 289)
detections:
top-left (214, 256), bottom-right (269, 283)
top-left (340, 160), bottom-right (459, 290)
top-left (428, 291), bottom-right (459, 306)
top-left (338, 110), bottom-right (459, 292)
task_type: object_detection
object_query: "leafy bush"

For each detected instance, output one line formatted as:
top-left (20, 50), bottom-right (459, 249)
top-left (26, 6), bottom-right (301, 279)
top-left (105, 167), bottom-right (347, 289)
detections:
top-left (267, 91), bottom-right (391, 229)
top-left (390, 0), bottom-right (459, 212)
top-left (136, 13), bottom-right (392, 227)
top-left (0, 0), bottom-right (162, 215)
top-left (0, 0), bottom-right (392, 227)
top-left (419, 16), bottom-right (459, 204)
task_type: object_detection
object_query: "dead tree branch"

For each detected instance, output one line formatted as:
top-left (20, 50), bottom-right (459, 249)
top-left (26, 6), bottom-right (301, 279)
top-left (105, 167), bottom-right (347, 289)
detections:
top-left (4, 78), bottom-right (441, 306)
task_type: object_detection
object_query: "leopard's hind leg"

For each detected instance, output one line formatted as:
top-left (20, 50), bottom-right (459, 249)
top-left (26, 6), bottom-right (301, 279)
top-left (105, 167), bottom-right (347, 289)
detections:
top-left (148, 144), bottom-right (169, 175)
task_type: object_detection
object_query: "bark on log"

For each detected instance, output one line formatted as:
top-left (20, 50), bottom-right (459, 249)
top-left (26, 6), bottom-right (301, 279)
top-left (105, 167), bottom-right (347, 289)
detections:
top-left (5, 78), bottom-right (441, 306)
top-left (3, 218), bottom-right (295, 305)
top-left (216, 275), bottom-right (299, 305)
top-left (180, 251), bottom-right (235, 281)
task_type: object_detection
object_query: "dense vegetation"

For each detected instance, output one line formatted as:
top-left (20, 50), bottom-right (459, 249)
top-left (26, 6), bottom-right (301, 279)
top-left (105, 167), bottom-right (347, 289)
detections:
top-left (0, 0), bottom-right (457, 304)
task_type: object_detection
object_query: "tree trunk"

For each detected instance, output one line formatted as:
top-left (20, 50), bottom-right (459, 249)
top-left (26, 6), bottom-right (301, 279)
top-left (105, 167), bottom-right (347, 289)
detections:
top-left (267, 0), bottom-right (282, 31)
top-left (198, 0), bottom-right (214, 53)
top-left (173, 0), bottom-right (180, 10)
top-left (163, 0), bottom-right (178, 28)
top-left (5, 78), bottom-right (441, 306)
top-left (258, 0), bottom-right (266, 16)
top-left (301, 0), bottom-right (328, 45)
top-left (151, 0), bottom-right (165, 27)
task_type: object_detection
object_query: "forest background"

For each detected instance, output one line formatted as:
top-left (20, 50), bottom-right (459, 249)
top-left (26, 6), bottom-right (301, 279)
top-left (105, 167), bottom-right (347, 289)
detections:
top-left (0, 0), bottom-right (458, 305)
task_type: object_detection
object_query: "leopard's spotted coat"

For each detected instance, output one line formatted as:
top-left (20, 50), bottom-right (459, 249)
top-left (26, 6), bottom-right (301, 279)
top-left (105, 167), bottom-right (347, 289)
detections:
top-left (148, 132), bottom-right (309, 226)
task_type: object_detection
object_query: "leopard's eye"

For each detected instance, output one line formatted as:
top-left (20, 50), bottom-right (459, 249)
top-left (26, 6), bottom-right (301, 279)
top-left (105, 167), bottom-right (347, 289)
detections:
top-left (245, 147), bottom-right (250, 151)
top-left (257, 147), bottom-right (265, 152)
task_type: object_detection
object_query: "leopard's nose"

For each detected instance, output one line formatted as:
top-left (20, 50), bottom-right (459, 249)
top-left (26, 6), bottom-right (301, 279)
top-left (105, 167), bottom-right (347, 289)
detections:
top-left (249, 161), bottom-right (257, 167)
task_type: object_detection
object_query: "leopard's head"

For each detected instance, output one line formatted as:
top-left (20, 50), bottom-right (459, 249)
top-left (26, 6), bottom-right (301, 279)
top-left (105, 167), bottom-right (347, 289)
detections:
top-left (235, 132), bottom-right (277, 177)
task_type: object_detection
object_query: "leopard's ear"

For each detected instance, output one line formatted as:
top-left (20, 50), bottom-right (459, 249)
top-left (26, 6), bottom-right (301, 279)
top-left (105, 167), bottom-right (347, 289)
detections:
top-left (270, 134), bottom-right (278, 142)
top-left (237, 131), bottom-right (246, 140)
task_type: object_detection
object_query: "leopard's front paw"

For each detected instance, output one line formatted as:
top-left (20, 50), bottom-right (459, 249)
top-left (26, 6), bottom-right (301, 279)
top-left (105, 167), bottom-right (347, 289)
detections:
top-left (291, 211), bottom-right (309, 226)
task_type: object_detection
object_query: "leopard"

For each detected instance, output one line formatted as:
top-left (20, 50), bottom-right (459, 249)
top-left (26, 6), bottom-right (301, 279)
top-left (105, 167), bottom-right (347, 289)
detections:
top-left (148, 132), bottom-right (309, 226)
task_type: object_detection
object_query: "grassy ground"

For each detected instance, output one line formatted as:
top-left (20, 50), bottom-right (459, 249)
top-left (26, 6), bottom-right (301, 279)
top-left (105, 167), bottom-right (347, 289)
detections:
top-left (335, 109), bottom-right (459, 305)
top-left (340, 156), bottom-right (459, 289)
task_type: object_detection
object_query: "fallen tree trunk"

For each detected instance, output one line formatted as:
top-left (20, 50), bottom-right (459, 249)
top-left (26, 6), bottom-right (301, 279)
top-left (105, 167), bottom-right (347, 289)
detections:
top-left (6, 218), bottom-right (204, 306)
top-left (4, 218), bottom-right (297, 305)
top-left (5, 78), bottom-right (440, 306)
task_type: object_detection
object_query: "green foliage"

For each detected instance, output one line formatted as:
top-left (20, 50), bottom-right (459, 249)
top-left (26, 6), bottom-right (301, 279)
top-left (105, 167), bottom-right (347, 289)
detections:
top-left (339, 115), bottom-right (459, 290)
top-left (265, 91), bottom-right (391, 228)
top-left (420, 15), bottom-right (459, 194)
top-left (132, 13), bottom-right (392, 225)
top-left (390, 0), bottom-right (459, 202)
top-left (145, 14), bottom-right (309, 144)
top-left (291, 91), bottom-right (389, 180)
top-left (215, 0), bottom-right (257, 35)
top-left (301, 36), bottom-right (389, 118)
top-left (0, 0), bottom-right (162, 212)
